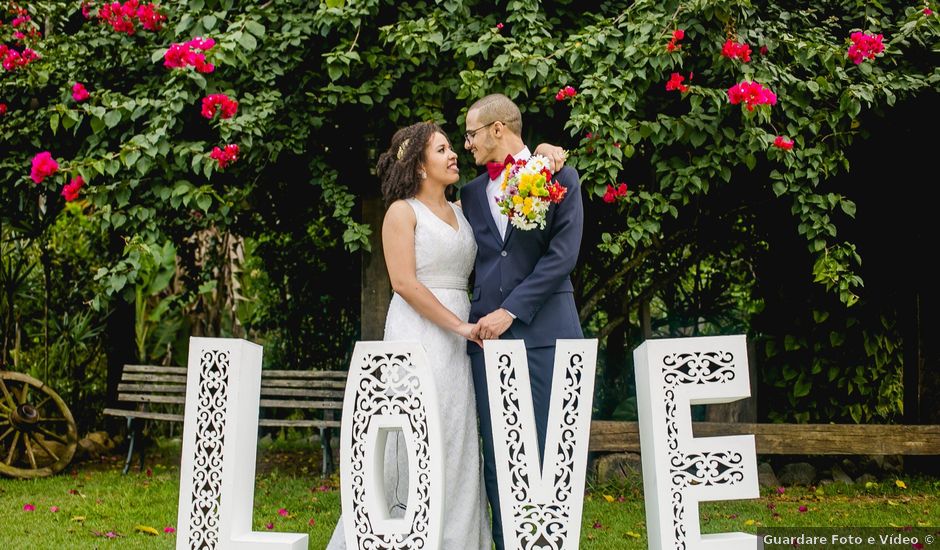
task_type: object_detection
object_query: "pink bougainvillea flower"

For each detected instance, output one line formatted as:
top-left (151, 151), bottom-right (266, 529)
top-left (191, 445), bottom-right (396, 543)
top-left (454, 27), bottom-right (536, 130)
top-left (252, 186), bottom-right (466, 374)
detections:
top-left (847, 32), bottom-right (885, 64)
top-left (49, 506), bottom-right (60, 513)
top-left (97, 1), bottom-right (165, 34)
top-left (727, 81), bottom-right (777, 111)
top-left (554, 85), bottom-right (577, 101)
top-left (925, 7), bottom-right (934, 15)
top-left (665, 72), bottom-right (690, 93)
top-left (776, 486), bottom-right (786, 495)
top-left (61, 176), bottom-right (85, 202)
top-left (163, 526), bottom-right (176, 534)
top-left (277, 508), bottom-right (289, 517)
top-left (30, 151), bottom-right (59, 184)
top-left (496, 22), bottom-right (504, 30)
top-left (666, 29), bottom-right (685, 52)
top-left (72, 82), bottom-right (90, 102)
top-left (164, 37), bottom-right (215, 73)
top-left (2, 46), bottom-right (40, 71)
top-left (81, 2), bottom-right (93, 19)
top-left (210, 144), bottom-right (240, 169)
top-left (798, 505), bottom-right (808, 512)
top-left (773, 136), bottom-right (795, 150)
top-left (602, 183), bottom-right (628, 203)
top-left (721, 39), bottom-right (752, 62)
top-left (11, 15), bottom-right (31, 27)
top-left (201, 94), bottom-right (238, 119)
top-left (22, 504), bottom-right (35, 512)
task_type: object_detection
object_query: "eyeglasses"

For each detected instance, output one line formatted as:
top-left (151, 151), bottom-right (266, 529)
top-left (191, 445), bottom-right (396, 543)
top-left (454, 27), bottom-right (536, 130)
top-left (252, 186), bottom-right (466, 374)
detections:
top-left (464, 121), bottom-right (498, 143)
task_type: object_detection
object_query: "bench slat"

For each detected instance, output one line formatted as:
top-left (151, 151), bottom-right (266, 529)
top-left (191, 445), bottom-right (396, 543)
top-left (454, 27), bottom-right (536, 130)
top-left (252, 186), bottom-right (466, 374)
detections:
top-left (258, 419), bottom-right (342, 429)
top-left (261, 379), bottom-right (346, 390)
top-left (122, 373), bottom-right (188, 384)
top-left (118, 394), bottom-right (185, 405)
top-left (124, 365), bottom-right (187, 375)
top-left (259, 399), bottom-right (344, 410)
top-left (102, 408), bottom-right (184, 423)
top-left (262, 370), bottom-right (347, 379)
top-left (260, 388), bottom-right (344, 399)
top-left (118, 383), bottom-right (187, 394)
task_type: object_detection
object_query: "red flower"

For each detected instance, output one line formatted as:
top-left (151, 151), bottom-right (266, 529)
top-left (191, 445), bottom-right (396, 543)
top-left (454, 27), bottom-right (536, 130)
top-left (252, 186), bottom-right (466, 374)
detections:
top-left (30, 151), bottom-right (59, 184)
top-left (61, 176), bottom-right (85, 202)
top-left (592, 521), bottom-right (602, 529)
top-left (307, 518), bottom-right (316, 526)
top-left (2, 46), bottom-right (40, 71)
top-left (727, 81), bottom-right (777, 111)
top-left (0, 103), bottom-right (7, 116)
top-left (547, 182), bottom-right (567, 203)
top-left (265, 522), bottom-right (274, 530)
top-left (721, 39), bottom-right (752, 62)
top-left (22, 504), bottom-right (35, 512)
top-left (277, 508), bottom-right (289, 517)
top-left (201, 94), bottom-right (238, 119)
top-left (925, 7), bottom-right (934, 15)
top-left (11, 15), bottom-right (30, 27)
top-left (210, 144), bottom-right (240, 169)
top-left (759, 45), bottom-right (769, 56)
top-left (555, 85), bottom-right (577, 101)
top-left (603, 183), bottom-right (628, 203)
top-left (847, 32), bottom-right (885, 65)
top-left (81, 2), bottom-right (92, 19)
top-left (666, 29), bottom-right (685, 52)
top-left (72, 82), bottom-right (90, 102)
top-left (97, 1), bottom-right (165, 34)
top-left (164, 37), bottom-right (216, 73)
top-left (773, 136), bottom-right (794, 150)
top-left (163, 526), bottom-right (175, 534)
top-left (496, 22), bottom-right (504, 30)
top-left (665, 72), bottom-right (689, 93)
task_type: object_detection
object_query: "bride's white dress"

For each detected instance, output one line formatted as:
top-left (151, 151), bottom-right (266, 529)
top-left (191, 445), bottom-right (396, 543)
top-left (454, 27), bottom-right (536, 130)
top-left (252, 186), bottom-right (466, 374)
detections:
top-left (326, 198), bottom-right (491, 549)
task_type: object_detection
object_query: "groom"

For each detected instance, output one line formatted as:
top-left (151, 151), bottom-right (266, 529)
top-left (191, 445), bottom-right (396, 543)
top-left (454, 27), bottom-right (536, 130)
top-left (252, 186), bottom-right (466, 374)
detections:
top-left (460, 93), bottom-right (584, 550)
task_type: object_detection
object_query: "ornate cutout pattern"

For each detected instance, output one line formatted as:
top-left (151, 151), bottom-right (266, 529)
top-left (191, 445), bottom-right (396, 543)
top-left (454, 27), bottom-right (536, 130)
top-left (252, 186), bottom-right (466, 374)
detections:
top-left (187, 348), bottom-right (231, 550)
top-left (345, 350), bottom-right (436, 549)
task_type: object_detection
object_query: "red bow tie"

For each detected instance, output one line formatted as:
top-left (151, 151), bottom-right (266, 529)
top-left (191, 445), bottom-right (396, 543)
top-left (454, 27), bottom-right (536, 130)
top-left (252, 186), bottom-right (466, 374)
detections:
top-left (486, 154), bottom-right (515, 180)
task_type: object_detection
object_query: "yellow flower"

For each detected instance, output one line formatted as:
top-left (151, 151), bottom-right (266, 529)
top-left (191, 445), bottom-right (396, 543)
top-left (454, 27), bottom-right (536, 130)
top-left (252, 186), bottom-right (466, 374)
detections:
top-left (512, 195), bottom-right (523, 205)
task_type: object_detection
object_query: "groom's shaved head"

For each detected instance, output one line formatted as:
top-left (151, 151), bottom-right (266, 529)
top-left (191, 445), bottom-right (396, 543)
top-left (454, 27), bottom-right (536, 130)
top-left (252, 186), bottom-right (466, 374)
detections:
top-left (468, 93), bottom-right (522, 136)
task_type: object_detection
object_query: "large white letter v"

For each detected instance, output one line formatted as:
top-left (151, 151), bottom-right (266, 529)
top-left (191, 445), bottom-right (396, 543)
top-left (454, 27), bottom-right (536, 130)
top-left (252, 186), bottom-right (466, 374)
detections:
top-left (484, 339), bottom-right (598, 550)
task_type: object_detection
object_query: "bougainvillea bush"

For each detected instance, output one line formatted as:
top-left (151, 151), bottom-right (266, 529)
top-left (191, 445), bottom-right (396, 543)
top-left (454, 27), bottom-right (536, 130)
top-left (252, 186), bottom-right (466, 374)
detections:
top-left (1, 0), bottom-right (938, 424)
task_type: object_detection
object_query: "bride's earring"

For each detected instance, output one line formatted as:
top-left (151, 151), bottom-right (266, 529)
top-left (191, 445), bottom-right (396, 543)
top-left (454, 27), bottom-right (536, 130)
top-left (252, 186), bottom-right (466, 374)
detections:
top-left (420, 170), bottom-right (427, 179)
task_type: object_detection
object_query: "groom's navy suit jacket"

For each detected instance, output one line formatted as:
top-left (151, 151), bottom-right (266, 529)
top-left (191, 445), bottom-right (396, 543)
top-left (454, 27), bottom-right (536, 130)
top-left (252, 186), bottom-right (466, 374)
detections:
top-left (461, 165), bottom-right (584, 351)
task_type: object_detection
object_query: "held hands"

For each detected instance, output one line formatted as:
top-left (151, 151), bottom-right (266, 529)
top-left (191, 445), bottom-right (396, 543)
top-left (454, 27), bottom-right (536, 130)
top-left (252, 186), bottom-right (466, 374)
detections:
top-left (533, 143), bottom-right (569, 173)
top-left (476, 308), bottom-right (514, 340)
top-left (457, 322), bottom-right (483, 348)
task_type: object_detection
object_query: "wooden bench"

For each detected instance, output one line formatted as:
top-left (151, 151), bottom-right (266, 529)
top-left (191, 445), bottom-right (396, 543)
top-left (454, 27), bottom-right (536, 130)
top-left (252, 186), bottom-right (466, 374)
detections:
top-left (588, 421), bottom-right (940, 455)
top-left (103, 365), bottom-right (346, 475)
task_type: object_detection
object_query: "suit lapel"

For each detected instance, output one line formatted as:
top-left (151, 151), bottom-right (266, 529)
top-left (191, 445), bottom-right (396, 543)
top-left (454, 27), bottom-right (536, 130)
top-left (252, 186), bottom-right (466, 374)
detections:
top-left (501, 220), bottom-right (514, 249)
top-left (474, 178), bottom-right (504, 248)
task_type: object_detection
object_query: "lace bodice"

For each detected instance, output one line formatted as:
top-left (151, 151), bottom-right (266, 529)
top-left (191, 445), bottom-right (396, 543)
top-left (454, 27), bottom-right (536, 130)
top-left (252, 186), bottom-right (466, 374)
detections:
top-left (407, 198), bottom-right (476, 290)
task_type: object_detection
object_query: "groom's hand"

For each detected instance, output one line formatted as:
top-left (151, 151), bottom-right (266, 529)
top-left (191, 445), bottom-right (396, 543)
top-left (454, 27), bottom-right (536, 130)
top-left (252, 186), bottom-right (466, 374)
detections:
top-left (534, 143), bottom-right (569, 173)
top-left (477, 308), bottom-right (514, 340)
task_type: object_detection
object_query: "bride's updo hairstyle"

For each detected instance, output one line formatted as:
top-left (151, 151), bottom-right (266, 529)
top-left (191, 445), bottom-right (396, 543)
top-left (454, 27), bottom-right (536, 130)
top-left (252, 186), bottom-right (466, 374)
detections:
top-left (377, 121), bottom-right (444, 207)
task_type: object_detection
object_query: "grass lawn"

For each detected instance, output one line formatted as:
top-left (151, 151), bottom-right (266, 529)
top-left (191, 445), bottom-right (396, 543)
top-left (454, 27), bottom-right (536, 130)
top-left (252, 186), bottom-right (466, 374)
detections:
top-left (0, 440), bottom-right (938, 548)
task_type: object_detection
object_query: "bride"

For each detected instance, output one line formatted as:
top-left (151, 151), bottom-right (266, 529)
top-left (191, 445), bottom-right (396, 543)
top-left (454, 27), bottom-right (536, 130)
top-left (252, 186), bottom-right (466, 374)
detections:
top-left (326, 121), bottom-right (566, 548)
top-left (326, 120), bottom-right (490, 548)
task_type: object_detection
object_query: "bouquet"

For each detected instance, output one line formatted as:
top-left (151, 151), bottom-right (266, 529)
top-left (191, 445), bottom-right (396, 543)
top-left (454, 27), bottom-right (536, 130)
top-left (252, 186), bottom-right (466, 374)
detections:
top-left (495, 155), bottom-right (568, 231)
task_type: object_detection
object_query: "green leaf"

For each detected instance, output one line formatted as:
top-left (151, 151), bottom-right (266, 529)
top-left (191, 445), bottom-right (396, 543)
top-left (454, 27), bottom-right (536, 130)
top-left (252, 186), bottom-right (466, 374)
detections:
top-left (196, 194), bottom-right (212, 212)
top-left (104, 110), bottom-right (122, 129)
top-left (237, 32), bottom-right (258, 51)
top-left (202, 14), bottom-right (217, 30)
top-left (245, 21), bottom-right (266, 37)
top-left (50, 113), bottom-right (59, 135)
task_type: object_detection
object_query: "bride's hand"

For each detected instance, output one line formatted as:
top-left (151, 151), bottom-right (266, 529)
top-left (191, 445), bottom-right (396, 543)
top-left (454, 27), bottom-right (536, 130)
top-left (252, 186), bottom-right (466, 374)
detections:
top-left (534, 143), bottom-right (569, 172)
top-left (457, 322), bottom-right (483, 348)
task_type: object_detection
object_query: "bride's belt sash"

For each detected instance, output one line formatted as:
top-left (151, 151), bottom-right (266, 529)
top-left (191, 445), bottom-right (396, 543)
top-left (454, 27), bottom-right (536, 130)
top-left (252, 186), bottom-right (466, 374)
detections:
top-left (418, 275), bottom-right (468, 290)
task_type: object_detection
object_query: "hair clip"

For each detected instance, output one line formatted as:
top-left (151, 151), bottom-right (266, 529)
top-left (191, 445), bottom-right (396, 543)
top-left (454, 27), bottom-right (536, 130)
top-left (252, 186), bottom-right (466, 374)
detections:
top-left (396, 139), bottom-right (411, 160)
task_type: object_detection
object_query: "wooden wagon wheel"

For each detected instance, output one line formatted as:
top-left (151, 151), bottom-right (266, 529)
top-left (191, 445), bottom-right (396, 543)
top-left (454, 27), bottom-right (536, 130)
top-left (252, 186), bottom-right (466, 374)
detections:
top-left (0, 371), bottom-right (78, 478)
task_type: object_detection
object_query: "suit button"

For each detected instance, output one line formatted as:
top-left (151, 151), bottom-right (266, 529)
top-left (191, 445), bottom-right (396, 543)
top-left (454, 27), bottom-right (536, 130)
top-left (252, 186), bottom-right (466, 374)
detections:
top-left (499, 287), bottom-right (503, 293)
top-left (501, 251), bottom-right (507, 257)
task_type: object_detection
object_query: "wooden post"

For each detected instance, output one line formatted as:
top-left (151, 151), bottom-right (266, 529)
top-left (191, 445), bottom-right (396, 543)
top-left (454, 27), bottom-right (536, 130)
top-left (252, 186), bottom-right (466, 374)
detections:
top-left (360, 196), bottom-right (391, 340)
